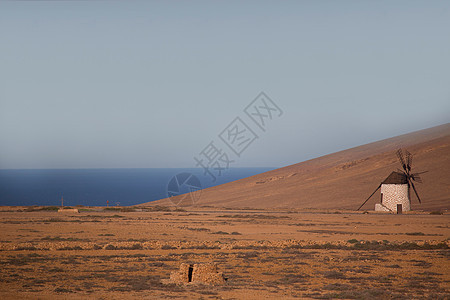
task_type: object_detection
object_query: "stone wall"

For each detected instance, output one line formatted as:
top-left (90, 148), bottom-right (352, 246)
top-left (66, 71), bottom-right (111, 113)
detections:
top-left (379, 184), bottom-right (410, 212)
top-left (169, 263), bottom-right (191, 283)
top-left (374, 203), bottom-right (390, 212)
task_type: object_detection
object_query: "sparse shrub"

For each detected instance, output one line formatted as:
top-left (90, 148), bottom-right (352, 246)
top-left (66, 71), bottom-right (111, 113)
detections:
top-left (24, 206), bottom-right (39, 212)
top-left (47, 267), bottom-right (64, 272)
top-left (218, 214), bottom-right (289, 219)
top-left (411, 260), bottom-right (432, 268)
top-left (387, 264), bottom-right (401, 268)
top-left (104, 207), bottom-right (121, 211)
top-left (237, 251), bottom-right (259, 259)
top-left (322, 289), bottom-right (387, 299)
top-left (183, 244), bottom-right (220, 250)
top-left (42, 218), bottom-right (66, 223)
top-left (129, 243), bottom-right (143, 250)
top-left (23, 206), bottom-right (59, 212)
top-left (15, 246), bottom-right (37, 251)
top-left (40, 206), bottom-right (59, 211)
top-left (54, 287), bottom-right (74, 293)
top-left (323, 270), bottom-right (346, 279)
top-left (197, 289), bottom-right (218, 296)
top-left (161, 245), bottom-right (176, 250)
top-left (233, 245), bottom-right (269, 250)
top-left (58, 246), bottom-right (83, 251)
top-left (105, 244), bottom-right (117, 250)
top-left (120, 207), bottom-right (136, 212)
top-left (306, 242), bottom-right (344, 250)
top-left (213, 231), bottom-right (229, 235)
top-left (405, 232), bottom-right (425, 236)
top-left (323, 283), bottom-right (351, 291)
top-left (41, 236), bottom-right (86, 241)
top-left (78, 208), bottom-right (94, 212)
top-left (141, 205), bottom-right (172, 212)
top-left (281, 273), bottom-right (308, 284)
top-left (262, 272), bottom-right (275, 275)
top-left (183, 227), bottom-right (210, 232)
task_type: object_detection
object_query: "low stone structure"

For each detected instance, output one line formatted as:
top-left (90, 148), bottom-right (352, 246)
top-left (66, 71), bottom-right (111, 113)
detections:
top-left (375, 203), bottom-right (390, 212)
top-left (170, 263), bottom-right (226, 285)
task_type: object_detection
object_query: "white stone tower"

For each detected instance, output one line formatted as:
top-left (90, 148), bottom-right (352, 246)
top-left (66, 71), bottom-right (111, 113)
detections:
top-left (375, 171), bottom-right (410, 212)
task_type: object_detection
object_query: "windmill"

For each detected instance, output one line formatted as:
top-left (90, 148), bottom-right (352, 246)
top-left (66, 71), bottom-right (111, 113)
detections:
top-left (357, 149), bottom-right (426, 212)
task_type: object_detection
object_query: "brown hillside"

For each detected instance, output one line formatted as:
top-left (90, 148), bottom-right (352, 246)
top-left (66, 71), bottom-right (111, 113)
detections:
top-left (146, 123), bottom-right (450, 211)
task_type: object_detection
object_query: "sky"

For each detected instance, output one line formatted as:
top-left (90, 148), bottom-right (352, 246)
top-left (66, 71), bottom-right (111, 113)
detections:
top-left (0, 1), bottom-right (449, 169)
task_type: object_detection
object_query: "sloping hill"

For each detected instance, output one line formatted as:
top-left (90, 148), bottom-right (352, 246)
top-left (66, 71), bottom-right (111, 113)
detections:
top-left (145, 123), bottom-right (450, 211)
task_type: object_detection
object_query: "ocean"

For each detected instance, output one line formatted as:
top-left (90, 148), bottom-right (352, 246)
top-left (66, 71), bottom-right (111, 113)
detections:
top-left (0, 168), bottom-right (273, 207)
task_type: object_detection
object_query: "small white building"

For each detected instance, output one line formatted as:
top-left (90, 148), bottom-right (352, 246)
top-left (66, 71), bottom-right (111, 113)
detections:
top-left (375, 171), bottom-right (410, 212)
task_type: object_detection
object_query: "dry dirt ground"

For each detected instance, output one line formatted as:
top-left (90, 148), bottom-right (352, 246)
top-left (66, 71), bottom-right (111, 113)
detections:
top-left (0, 206), bottom-right (449, 299)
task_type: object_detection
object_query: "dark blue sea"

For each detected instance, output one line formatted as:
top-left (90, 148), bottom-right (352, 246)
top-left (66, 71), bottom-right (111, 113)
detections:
top-left (0, 168), bottom-right (273, 206)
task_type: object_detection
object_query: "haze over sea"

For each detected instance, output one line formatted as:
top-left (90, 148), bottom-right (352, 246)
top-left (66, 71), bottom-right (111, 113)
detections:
top-left (0, 168), bottom-right (272, 207)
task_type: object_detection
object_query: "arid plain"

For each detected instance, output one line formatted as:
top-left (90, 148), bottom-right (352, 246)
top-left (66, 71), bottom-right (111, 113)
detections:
top-left (0, 206), bottom-right (448, 299)
top-left (1, 124), bottom-right (449, 299)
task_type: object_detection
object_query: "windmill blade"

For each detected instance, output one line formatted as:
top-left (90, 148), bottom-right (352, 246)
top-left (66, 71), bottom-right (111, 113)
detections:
top-left (411, 171), bottom-right (427, 183)
top-left (411, 174), bottom-right (422, 183)
top-left (407, 182), bottom-right (411, 203)
top-left (410, 180), bottom-right (422, 204)
top-left (396, 149), bottom-right (407, 172)
top-left (396, 168), bottom-right (403, 173)
top-left (413, 171), bottom-right (428, 175)
top-left (405, 150), bottom-right (412, 172)
top-left (357, 184), bottom-right (381, 211)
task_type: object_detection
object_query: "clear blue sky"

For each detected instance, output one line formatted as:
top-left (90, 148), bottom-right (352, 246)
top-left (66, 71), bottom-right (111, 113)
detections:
top-left (1, 1), bottom-right (449, 169)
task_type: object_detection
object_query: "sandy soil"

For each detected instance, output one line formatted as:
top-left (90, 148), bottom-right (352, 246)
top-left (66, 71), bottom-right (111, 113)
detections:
top-left (0, 206), bottom-right (449, 299)
top-left (147, 124), bottom-right (450, 211)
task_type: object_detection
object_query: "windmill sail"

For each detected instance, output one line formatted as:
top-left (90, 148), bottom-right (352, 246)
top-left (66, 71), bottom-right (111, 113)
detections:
top-left (396, 148), bottom-right (425, 205)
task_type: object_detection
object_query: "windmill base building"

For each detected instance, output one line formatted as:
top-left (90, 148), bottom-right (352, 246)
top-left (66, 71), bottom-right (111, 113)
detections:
top-left (375, 171), bottom-right (410, 212)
